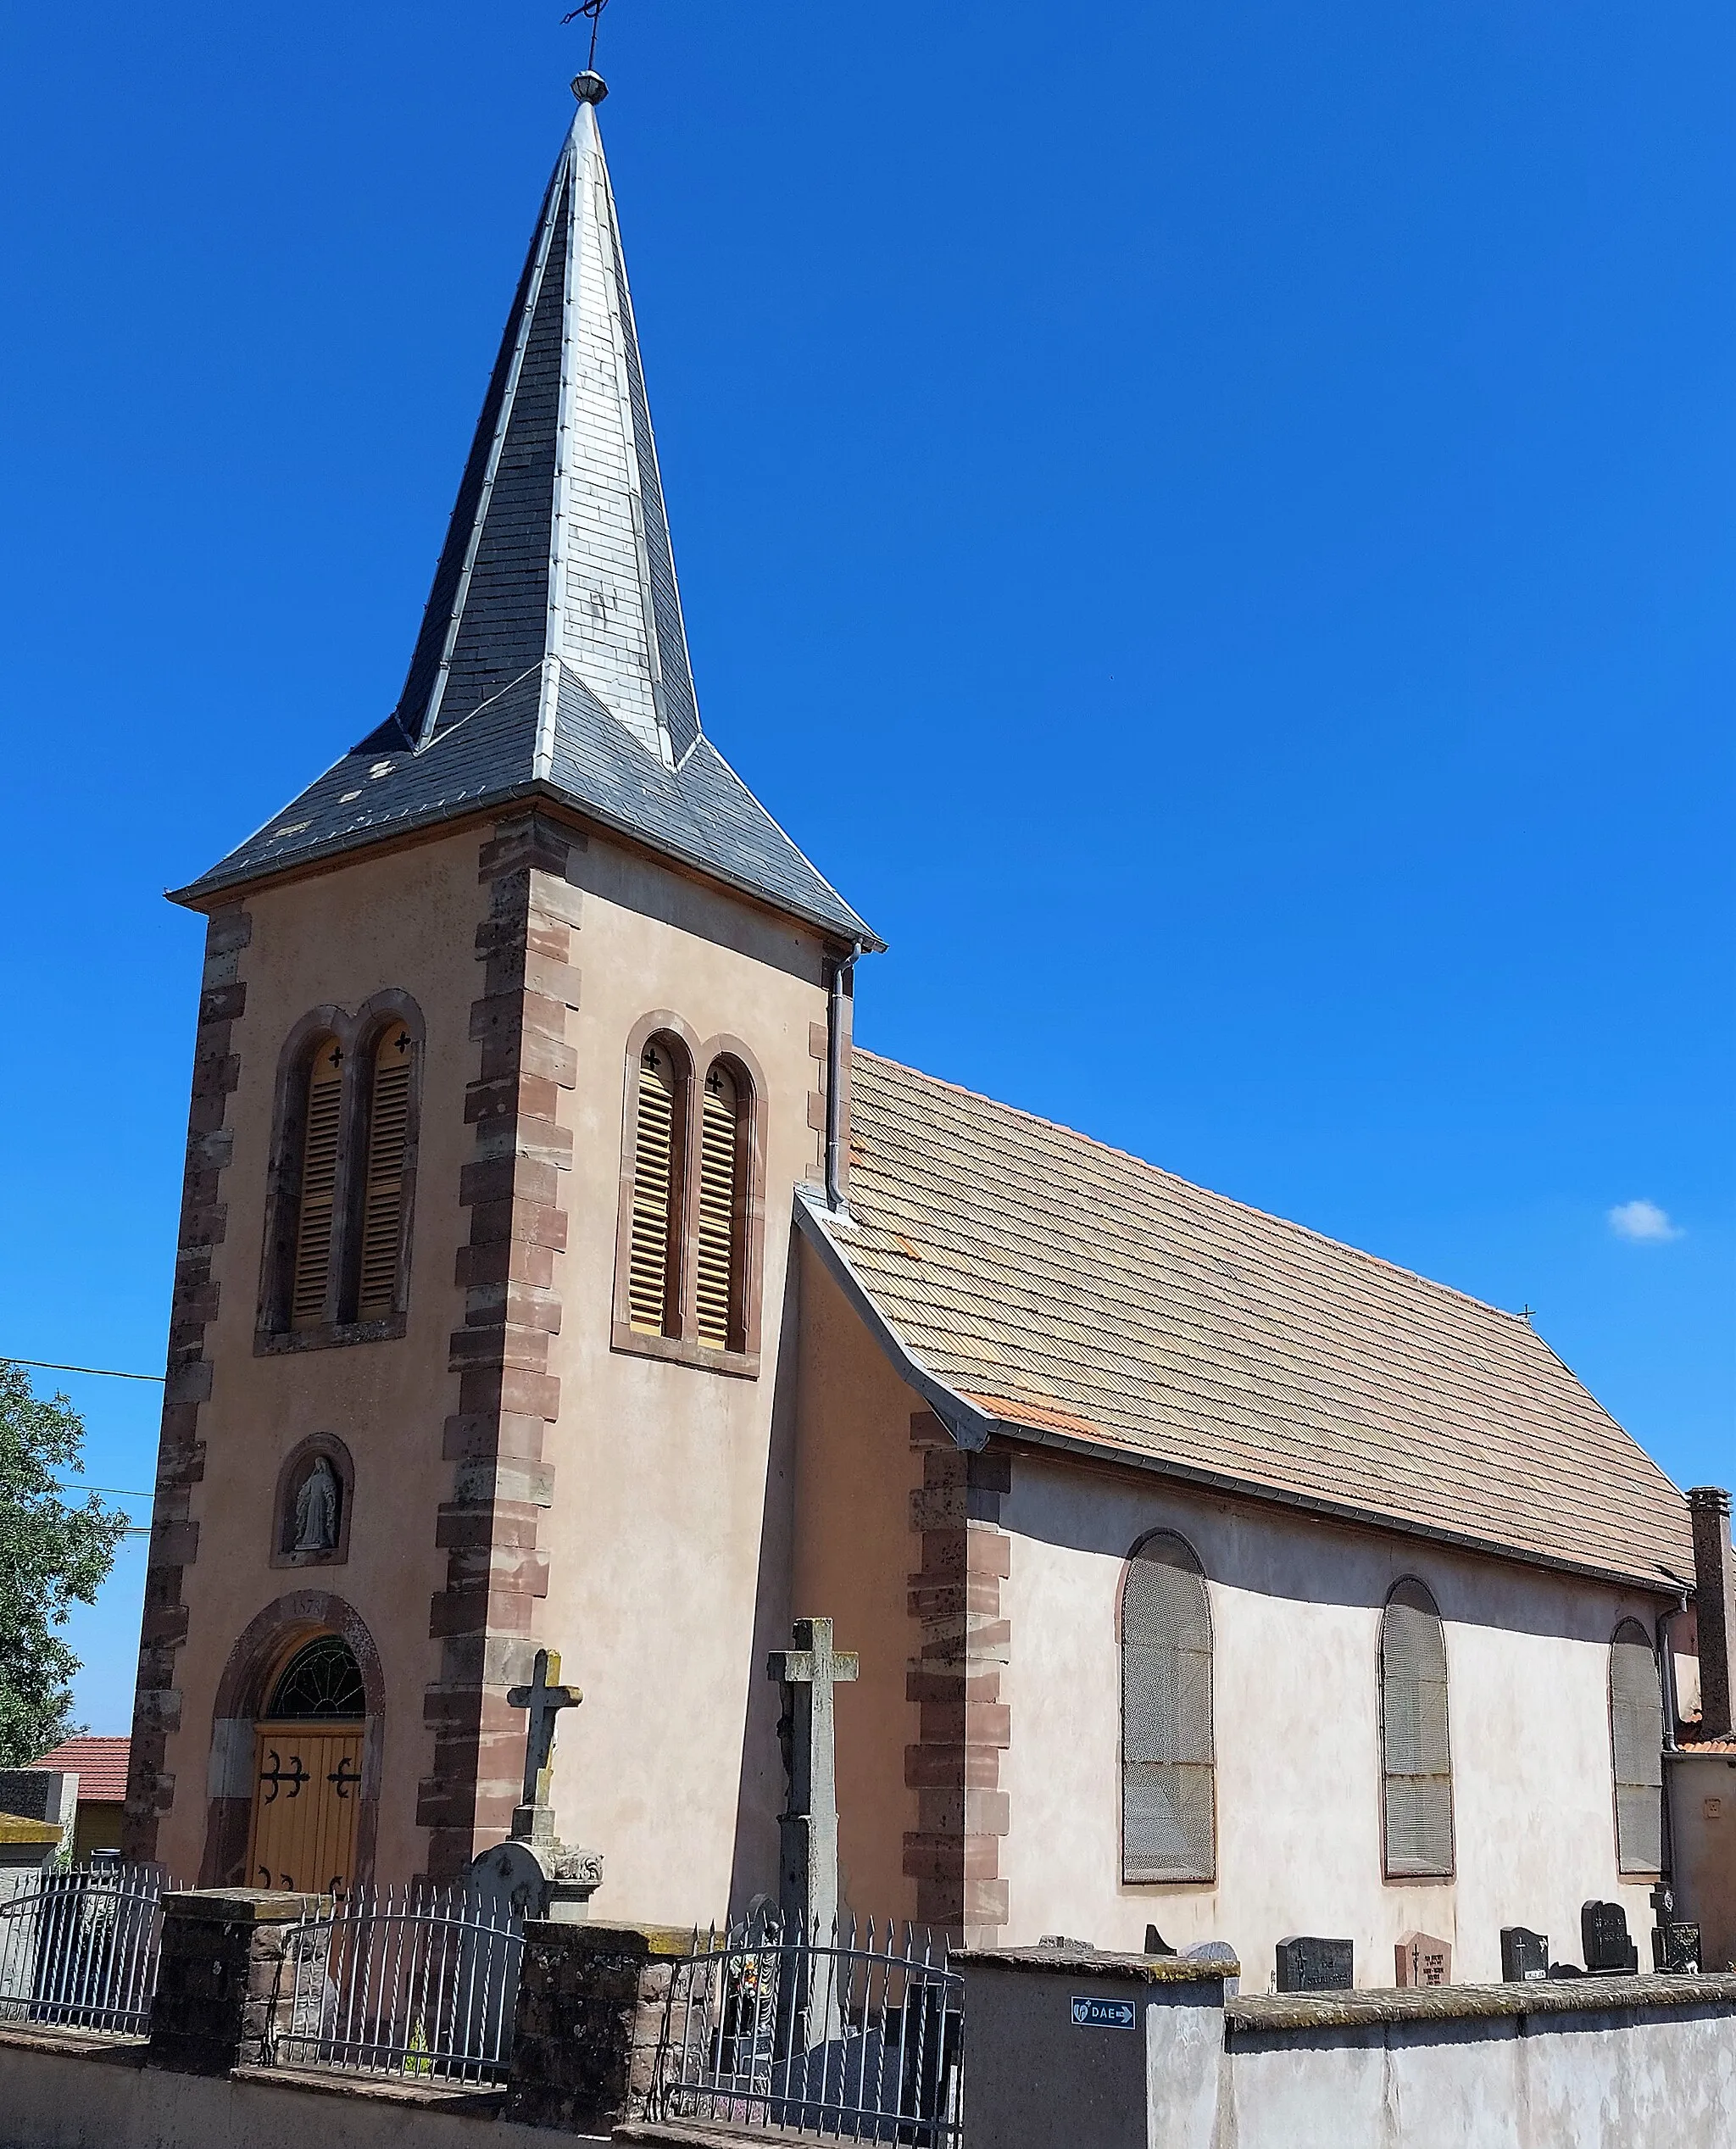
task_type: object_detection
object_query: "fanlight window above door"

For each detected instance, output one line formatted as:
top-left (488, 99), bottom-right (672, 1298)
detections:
top-left (265, 1634), bottom-right (366, 1721)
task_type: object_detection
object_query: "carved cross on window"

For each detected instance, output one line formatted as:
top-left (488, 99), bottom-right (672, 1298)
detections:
top-left (325, 1044), bottom-right (342, 1071)
top-left (706, 1066), bottom-right (726, 1095)
top-left (643, 1044), bottom-right (663, 1073)
top-left (392, 1028), bottom-right (411, 1055)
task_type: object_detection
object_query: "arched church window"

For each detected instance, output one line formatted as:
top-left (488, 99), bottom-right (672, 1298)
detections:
top-left (1121, 1531), bottom-right (1216, 1883)
top-left (354, 1022), bottom-right (415, 1321)
top-left (291, 1035), bottom-right (344, 1328)
top-left (628, 1037), bottom-right (686, 1336)
top-left (266, 1634), bottom-right (366, 1720)
top-left (1610, 1619), bottom-right (1664, 1873)
top-left (1381, 1579), bottom-right (1455, 1879)
top-left (696, 1059), bottom-right (748, 1352)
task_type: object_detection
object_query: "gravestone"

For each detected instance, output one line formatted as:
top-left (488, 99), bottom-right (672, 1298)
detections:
top-left (1647, 1881), bottom-right (1701, 1974)
top-left (1275, 1935), bottom-right (1354, 1992)
top-left (1184, 1940), bottom-right (1240, 1998)
top-left (1581, 1900), bottom-right (1639, 1975)
top-left (1500, 1926), bottom-right (1550, 1983)
top-left (765, 1617), bottom-right (858, 1946)
top-left (1394, 1930), bottom-right (1451, 1988)
top-left (465, 1647), bottom-right (604, 1923)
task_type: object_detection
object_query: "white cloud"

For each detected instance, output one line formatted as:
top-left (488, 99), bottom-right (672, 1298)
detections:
top-left (1607, 1200), bottom-right (1683, 1244)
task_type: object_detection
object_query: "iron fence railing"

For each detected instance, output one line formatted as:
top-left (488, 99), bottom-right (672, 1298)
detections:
top-left (269, 1883), bottom-right (523, 2085)
top-left (651, 1914), bottom-right (963, 2145)
top-left (0, 1862), bottom-right (172, 2036)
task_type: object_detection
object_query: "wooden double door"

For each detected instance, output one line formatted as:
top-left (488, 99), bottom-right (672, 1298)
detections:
top-left (246, 1721), bottom-right (364, 1894)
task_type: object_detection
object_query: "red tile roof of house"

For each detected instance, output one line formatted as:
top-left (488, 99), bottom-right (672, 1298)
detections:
top-left (30, 1737), bottom-right (130, 1801)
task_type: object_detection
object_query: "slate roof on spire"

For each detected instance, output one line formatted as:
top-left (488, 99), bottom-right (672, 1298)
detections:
top-left (175, 95), bottom-right (876, 948)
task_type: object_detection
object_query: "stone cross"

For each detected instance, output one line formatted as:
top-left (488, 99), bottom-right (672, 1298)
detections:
top-left (766, 1617), bottom-right (858, 1946)
top-left (508, 1648), bottom-right (583, 1836)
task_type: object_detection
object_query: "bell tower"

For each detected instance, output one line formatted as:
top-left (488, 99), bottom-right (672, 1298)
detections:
top-left (125, 72), bottom-right (876, 1905)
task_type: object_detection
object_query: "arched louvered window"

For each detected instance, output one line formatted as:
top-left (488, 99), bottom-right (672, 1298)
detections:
top-left (628, 1038), bottom-right (685, 1336)
top-left (1381, 1580), bottom-right (1455, 1879)
top-left (291, 1036), bottom-right (344, 1329)
top-left (354, 1022), bottom-right (414, 1321)
top-left (1121, 1532), bottom-right (1216, 1883)
top-left (1611, 1619), bottom-right (1664, 1873)
top-left (697, 1059), bottom-right (747, 1353)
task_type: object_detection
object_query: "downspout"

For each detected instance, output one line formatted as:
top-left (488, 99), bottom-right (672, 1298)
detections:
top-left (824, 944), bottom-right (861, 1214)
top-left (1657, 1588), bottom-right (1689, 1885)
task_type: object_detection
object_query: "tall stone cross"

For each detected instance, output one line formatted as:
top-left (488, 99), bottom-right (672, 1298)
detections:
top-left (507, 1647), bottom-right (583, 1840)
top-left (766, 1617), bottom-right (858, 1946)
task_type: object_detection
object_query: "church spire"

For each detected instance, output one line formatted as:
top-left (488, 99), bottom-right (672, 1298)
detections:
top-left (393, 76), bottom-right (699, 773)
top-left (177, 82), bottom-right (876, 949)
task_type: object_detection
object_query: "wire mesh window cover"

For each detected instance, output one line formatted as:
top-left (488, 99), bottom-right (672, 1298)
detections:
top-left (267, 1634), bottom-right (367, 1721)
top-left (291, 1038), bottom-right (344, 1328)
top-left (629, 1040), bottom-right (682, 1335)
top-left (1121, 1534), bottom-right (1216, 1883)
top-left (696, 1061), bottom-right (743, 1351)
top-left (1610, 1619), bottom-right (1665, 1873)
top-left (1381, 1581), bottom-right (1455, 1878)
top-left (356, 1024), bottom-right (413, 1320)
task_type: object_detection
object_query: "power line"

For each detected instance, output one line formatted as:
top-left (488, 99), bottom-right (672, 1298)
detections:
top-left (4, 1357), bottom-right (164, 1384)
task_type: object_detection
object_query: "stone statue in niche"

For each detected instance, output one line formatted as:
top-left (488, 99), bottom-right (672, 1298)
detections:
top-left (292, 1456), bottom-right (341, 1554)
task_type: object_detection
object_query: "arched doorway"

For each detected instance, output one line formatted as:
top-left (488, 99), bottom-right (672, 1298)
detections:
top-left (247, 1633), bottom-right (367, 1893)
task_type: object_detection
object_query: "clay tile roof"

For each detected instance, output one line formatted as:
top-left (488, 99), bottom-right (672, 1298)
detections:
top-left (824, 1051), bottom-right (1692, 1591)
top-left (30, 1737), bottom-right (130, 1801)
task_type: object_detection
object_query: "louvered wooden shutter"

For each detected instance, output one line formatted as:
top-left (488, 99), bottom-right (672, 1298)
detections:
top-left (356, 1025), bottom-right (413, 1321)
top-left (290, 1039), bottom-right (343, 1329)
top-left (696, 1062), bottom-right (741, 1352)
top-left (628, 1042), bottom-right (679, 1335)
top-left (1611, 1622), bottom-right (1664, 1873)
top-left (1382, 1582), bottom-right (1455, 1878)
top-left (1122, 1536), bottom-right (1215, 1882)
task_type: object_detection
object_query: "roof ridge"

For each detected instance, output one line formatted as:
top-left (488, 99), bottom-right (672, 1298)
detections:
top-left (852, 1047), bottom-right (1539, 1334)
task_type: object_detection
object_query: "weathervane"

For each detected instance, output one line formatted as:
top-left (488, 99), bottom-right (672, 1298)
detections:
top-left (562, 0), bottom-right (612, 76)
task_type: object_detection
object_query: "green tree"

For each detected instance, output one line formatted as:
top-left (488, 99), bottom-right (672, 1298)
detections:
top-left (0, 1363), bottom-right (128, 1767)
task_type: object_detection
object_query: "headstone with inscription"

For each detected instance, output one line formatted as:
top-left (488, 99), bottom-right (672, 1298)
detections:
top-left (1500, 1926), bottom-right (1550, 1983)
top-left (1275, 1935), bottom-right (1354, 1993)
top-left (1394, 1930), bottom-right (1451, 1988)
top-left (1648, 1882), bottom-right (1701, 1974)
top-left (1581, 1900), bottom-right (1639, 1975)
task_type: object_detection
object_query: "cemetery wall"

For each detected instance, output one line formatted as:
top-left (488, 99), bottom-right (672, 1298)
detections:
top-left (997, 1448), bottom-right (1666, 1981)
top-left (960, 1947), bottom-right (1736, 2149)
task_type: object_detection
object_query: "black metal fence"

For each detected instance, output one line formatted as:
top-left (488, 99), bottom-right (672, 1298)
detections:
top-left (0, 1863), bottom-right (172, 2036)
top-left (268, 1883), bottom-right (523, 2085)
top-left (651, 1915), bottom-right (964, 2145)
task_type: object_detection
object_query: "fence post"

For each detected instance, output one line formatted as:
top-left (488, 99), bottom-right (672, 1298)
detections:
top-left (146, 1888), bottom-right (323, 2075)
top-left (505, 1918), bottom-right (694, 2132)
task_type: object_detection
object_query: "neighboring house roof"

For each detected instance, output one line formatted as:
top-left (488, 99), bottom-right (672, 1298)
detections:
top-left (31, 1738), bottom-right (131, 1802)
top-left (802, 1051), bottom-right (1693, 1592)
top-left (172, 87), bottom-right (875, 952)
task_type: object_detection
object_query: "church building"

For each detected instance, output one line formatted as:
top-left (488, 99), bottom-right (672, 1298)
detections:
top-left (125, 74), bottom-right (1732, 1987)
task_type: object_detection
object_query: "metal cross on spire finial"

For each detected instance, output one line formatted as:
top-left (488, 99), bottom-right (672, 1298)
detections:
top-left (563, 0), bottom-right (612, 88)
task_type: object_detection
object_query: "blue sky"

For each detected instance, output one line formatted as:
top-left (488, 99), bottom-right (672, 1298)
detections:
top-left (2, 3), bottom-right (1729, 1734)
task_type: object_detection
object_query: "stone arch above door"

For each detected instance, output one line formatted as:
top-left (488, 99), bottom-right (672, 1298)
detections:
top-left (199, 1589), bottom-right (385, 1886)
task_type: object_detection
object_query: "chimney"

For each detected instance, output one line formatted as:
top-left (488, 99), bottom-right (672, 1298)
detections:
top-left (1689, 1486), bottom-right (1735, 1740)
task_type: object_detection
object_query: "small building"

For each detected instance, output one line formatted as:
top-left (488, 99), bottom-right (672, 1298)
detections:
top-left (27, 1741), bottom-right (130, 1865)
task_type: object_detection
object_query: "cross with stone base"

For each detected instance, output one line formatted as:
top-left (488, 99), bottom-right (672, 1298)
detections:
top-left (507, 1648), bottom-right (583, 1828)
top-left (766, 1617), bottom-right (858, 1946)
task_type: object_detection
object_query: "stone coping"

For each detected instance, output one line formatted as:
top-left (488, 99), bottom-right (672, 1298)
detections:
top-left (526, 1917), bottom-right (703, 1958)
top-left (1227, 1971), bottom-right (1736, 2036)
top-left (0, 2023), bottom-right (147, 2066)
top-left (954, 1943), bottom-right (1239, 1982)
top-left (234, 2063), bottom-right (507, 2113)
top-left (160, 1887), bottom-right (328, 1922)
top-left (615, 2121), bottom-right (825, 2147)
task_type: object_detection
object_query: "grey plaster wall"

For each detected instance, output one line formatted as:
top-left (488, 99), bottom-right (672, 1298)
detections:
top-left (0, 2035), bottom-right (567, 2149)
top-left (1221, 2005), bottom-right (1736, 2146)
